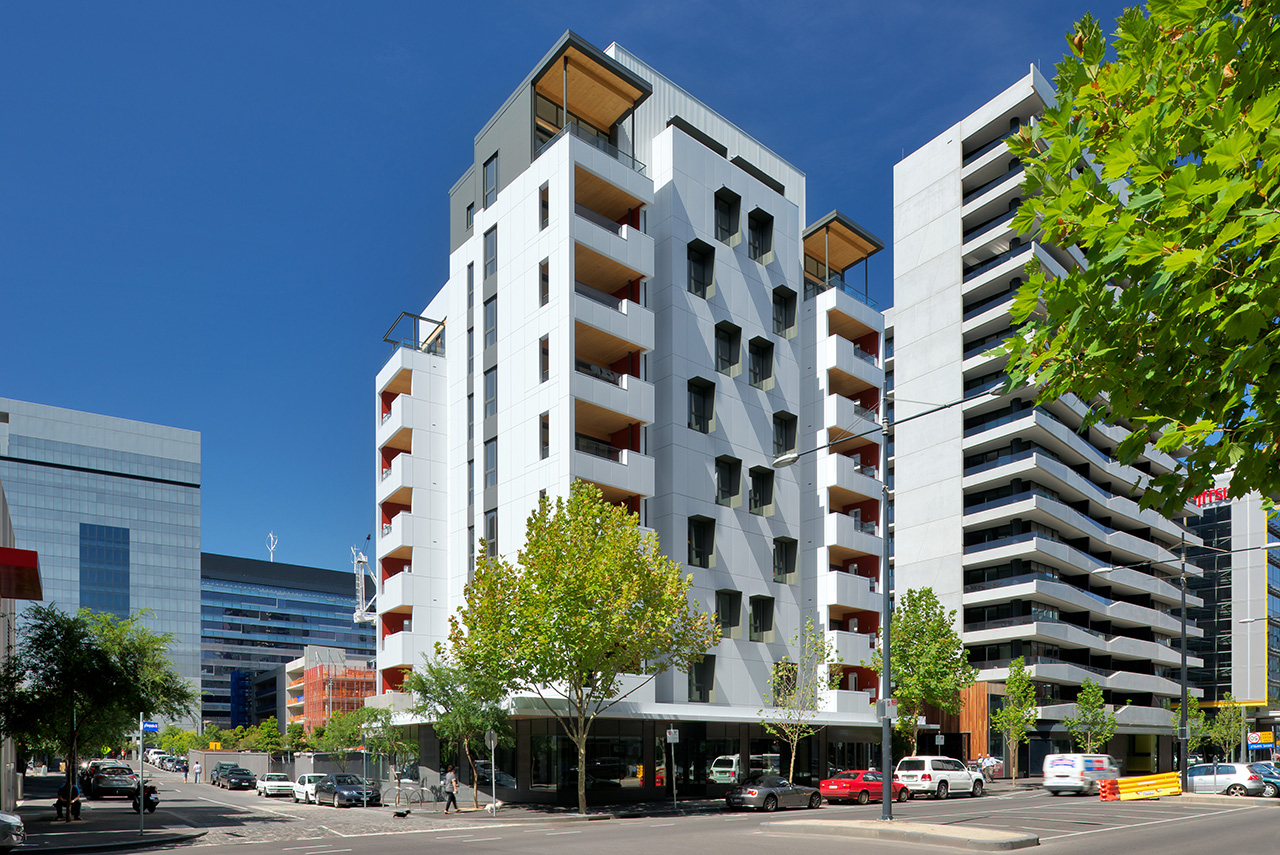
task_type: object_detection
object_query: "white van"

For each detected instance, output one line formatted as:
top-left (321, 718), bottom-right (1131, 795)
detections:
top-left (708, 753), bottom-right (781, 784)
top-left (1042, 753), bottom-right (1120, 795)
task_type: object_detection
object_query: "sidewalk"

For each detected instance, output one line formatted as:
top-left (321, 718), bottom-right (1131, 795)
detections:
top-left (14, 772), bottom-right (206, 853)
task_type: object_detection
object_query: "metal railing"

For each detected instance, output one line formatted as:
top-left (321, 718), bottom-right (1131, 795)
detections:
top-left (575, 358), bottom-right (622, 386)
top-left (575, 203), bottom-right (625, 236)
top-left (575, 434), bottom-right (622, 462)
top-left (963, 209), bottom-right (1018, 244)
top-left (962, 165), bottom-right (1025, 204)
top-left (804, 275), bottom-right (877, 308)
top-left (962, 244), bottom-right (1033, 282)
top-left (574, 280), bottom-right (624, 310)
top-left (536, 120), bottom-right (647, 175)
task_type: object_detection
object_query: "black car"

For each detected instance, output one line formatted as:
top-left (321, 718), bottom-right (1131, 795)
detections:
top-left (314, 774), bottom-right (381, 807)
top-left (88, 764), bottom-right (139, 799)
top-left (220, 768), bottom-right (257, 790)
top-left (210, 762), bottom-right (238, 786)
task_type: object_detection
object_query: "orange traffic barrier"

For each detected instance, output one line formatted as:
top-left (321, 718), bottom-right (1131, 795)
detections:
top-left (1099, 772), bottom-right (1181, 801)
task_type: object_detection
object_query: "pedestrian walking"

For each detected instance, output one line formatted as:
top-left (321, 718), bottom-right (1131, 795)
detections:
top-left (193, 761), bottom-right (202, 784)
top-left (443, 765), bottom-right (458, 813)
top-left (980, 754), bottom-right (997, 782)
top-left (183, 763), bottom-right (189, 783)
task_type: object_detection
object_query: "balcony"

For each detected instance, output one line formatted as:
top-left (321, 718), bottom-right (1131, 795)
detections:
top-left (964, 616), bottom-right (1192, 667)
top-left (961, 574), bottom-right (1188, 636)
top-left (825, 394), bottom-right (880, 442)
top-left (821, 335), bottom-right (883, 398)
top-left (572, 442), bottom-right (654, 500)
top-left (376, 513), bottom-right (414, 561)
top-left (376, 395), bottom-right (414, 455)
top-left (822, 688), bottom-right (875, 717)
top-left (826, 512), bottom-right (884, 560)
top-left (572, 363), bottom-right (654, 428)
top-left (805, 274), bottom-right (876, 308)
top-left (380, 570), bottom-right (426, 616)
top-left (822, 570), bottom-right (878, 613)
top-left (820, 453), bottom-right (881, 504)
top-left (376, 452), bottom-right (419, 506)
top-left (830, 629), bottom-right (875, 668)
top-left (378, 629), bottom-right (429, 672)
top-left (537, 120), bottom-right (647, 176)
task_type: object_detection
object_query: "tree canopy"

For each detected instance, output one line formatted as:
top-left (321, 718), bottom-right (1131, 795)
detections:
top-left (1064, 679), bottom-right (1121, 752)
top-left (758, 617), bottom-right (841, 782)
top-left (990, 657), bottom-right (1038, 779)
top-left (869, 587), bottom-right (976, 754)
top-left (1005, 0), bottom-right (1280, 514)
top-left (449, 480), bottom-right (719, 813)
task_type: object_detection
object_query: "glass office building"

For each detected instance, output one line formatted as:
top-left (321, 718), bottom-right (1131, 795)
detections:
top-left (0, 397), bottom-right (202, 718)
top-left (201, 553), bottom-right (375, 728)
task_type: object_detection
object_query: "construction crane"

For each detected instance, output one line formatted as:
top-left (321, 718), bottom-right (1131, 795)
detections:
top-left (353, 535), bottom-right (376, 624)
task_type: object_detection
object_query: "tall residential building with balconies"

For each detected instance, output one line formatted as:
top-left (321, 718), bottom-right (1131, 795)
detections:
top-left (371, 31), bottom-right (887, 801)
top-left (892, 67), bottom-right (1203, 774)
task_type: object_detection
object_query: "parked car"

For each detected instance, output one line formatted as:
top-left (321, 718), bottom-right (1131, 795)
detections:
top-left (293, 773), bottom-right (327, 804)
top-left (894, 756), bottom-right (984, 799)
top-left (256, 773), bottom-right (294, 797)
top-left (0, 810), bottom-right (25, 853)
top-left (1247, 763), bottom-right (1280, 797)
top-left (1042, 754), bottom-right (1121, 796)
top-left (210, 762), bottom-right (239, 786)
top-left (314, 774), bottom-right (381, 807)
top-left (220, 768), bottom-right (257, 790)
top-left (725, 774), bottom-right (822, 812)
top-left (78, 759), bottom-right (113, 789)
top-left (820, 769), bottom-right (910, 804)
top-left (88, 764), bottom-right (139, 799)
top-left (1185, 763), bottom-right (1264, 796)
top-left (708, 753), bottom-right (780, 784)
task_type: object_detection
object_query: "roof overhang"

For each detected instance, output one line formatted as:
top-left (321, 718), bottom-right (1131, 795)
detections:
top-left (0, 546), bottom-right (42, 600)
top-left (803, 211), bottom-right (884, 273)
top-left (531, 32), bottom-right (652, 132)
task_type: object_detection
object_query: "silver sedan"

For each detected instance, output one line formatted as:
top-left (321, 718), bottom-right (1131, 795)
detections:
top-left (725, 774), bottom-right (822, 812)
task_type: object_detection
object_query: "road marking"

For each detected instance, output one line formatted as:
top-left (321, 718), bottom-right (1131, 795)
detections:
top-left (648, 822), bottom-right (675, 827)
top-left (461, 838), bottom-right (503, 843)
top-left (545, 830), bottom-right (582, 835)
top-left (1041, 805), bottom-right (1256, 840)
top-left (302, 850), bottom-right (351, 854)
top-left (281, 846), bottom-right (334, 851)
top-left (722, 817), bottom-right (751, 821)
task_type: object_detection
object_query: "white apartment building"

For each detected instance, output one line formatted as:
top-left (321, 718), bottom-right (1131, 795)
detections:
top-left (372, 32), bottom-right (887, 802)
top-left (891, 67), bottom-right (1205, 774)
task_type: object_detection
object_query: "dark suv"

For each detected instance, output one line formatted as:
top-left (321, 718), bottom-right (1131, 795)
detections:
top-left (210, 762), bottom-right (239, 786)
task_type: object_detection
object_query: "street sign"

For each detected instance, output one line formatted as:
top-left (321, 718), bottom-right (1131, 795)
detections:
top-left (935, 735), bottom-right (946, 746)
top-left (876, 699), bottom-right (899, 721)
top-left (666, 728), bottom-right (679, 744)
top-left (485, 729), bottom-right (498, 751)
top-left (1247, 731), bottom-right (1274, 748)
top-left (142, 721), bottom-right (160, 732)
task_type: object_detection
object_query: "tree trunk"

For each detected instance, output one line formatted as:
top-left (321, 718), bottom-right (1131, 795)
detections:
top-left (576, 734), bottom-right (587, 815)
top-left (463, 741), bottom-right (479, 809)
top-left (786, 738), bottom-right (796, 782)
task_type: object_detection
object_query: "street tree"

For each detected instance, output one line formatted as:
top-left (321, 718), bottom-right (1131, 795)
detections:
top-left (990, 657), bottom-right (1038, 779)
top-left (255, 717), bottom-right (284, 754)
top-left (449, 480), bottom-right (719, 814)
top-left (202, 723), bottom-right (226, 750)
top-left (160, 725), bottom-right (197, 758)
top-left (405, 657), bottom-right (510, 808)
top-left (1004, 1), bottom-right (1280, 515)
top-left (285, 722), bottom-right (309, 752)
top-left (0, 605), bottom-right (196, 821)
top-left (1166, 696), bottom-right (1211, 761)
top-left (868, 587), bottom-right (976, 754)
top-left (1064, 679), bottom-right (1120, 753)
top-left (359, 706), bottom-right (413, 783)
top-left (759, 617), bottom-right (841, 782)
top-left (314, 709), bottom-right (363, 770)
top-left (1209, 693), bottom-right (1245, 761)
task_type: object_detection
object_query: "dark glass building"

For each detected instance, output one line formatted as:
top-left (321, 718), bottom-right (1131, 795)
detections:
top-left (201, 553), bottom-right (375, 728)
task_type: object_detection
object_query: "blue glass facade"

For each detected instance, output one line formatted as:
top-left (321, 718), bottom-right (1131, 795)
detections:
top-left (0, 398), bottom-right (202, 718)
top-left (201, 553), bottom-right (376, 727)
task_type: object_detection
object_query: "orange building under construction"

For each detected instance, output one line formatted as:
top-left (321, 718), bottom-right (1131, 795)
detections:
top-left (285, 646), bottom-right (376, 732)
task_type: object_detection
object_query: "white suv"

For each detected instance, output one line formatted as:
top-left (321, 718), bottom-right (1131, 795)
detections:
top-left (894, 756), bottom-right (984, 799)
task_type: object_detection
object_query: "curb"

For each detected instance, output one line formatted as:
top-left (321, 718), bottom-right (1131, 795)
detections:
top-left (16, 830), bottom-right (207, 854)
top-left (759, 820), bottom-right (1040, 851)
top-left (1174, 793), bottom-right (1280, 806)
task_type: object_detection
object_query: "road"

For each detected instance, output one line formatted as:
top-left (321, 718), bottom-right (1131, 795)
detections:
top-left (140, 770), bottom-right (1279, 854)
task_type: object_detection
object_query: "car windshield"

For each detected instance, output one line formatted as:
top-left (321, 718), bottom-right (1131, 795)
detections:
top-left (264, 774), bottom-right (288, 781)
top-left (304, 775), bottom-right (324, 783)
top-left (333, 775), bottom-right (362, 785)
top-left (231, 768), bottom-right (250, 774)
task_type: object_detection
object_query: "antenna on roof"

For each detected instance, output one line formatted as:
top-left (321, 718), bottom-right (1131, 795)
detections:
top-left (353, 535), bottom-right (376, 624)
top-left (267, 531), bottom-right (278, 562)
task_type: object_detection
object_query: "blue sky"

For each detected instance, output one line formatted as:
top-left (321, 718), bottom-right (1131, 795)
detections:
top-left (0, 0), bottom-right (1132, 571)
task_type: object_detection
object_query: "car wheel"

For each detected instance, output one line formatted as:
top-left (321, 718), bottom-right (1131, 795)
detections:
top-left (1226, 784), bottom-right (1247, 797)
top-left (762, 794), bottom-right (778, 812)
top-left (1264, 782), bottom-right (1278, 798)
top-left (809, 793), bottom-right (822, 809)
top-left (897, 787), bottom-right (910, 802)
top-left (972, 779), bottom-right (984, 797)
top-left (293, 794), bottom-right (299, 803)
top-left (857, 790), bottom-right (870, 805)
top-left (935, 781), bottom-right (948, 800)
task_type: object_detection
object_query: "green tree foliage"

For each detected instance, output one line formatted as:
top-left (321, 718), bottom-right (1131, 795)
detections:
top-left (255, 717), bottom-right (284, 754)
top-left (1166, 696), bottom-right (1211, 758)
top-left (1209, 693), bottom-right (1245, 760)
top-left (405, 658), bottom-right (510, 808)
top-left (759, 617), bottom-right (841, 782)
top-left (990, 657), bottom-right (1038, 779)
top-left (868, 588), bottom-right (976, 754)
top-left (0, 605), bottom-right (196, 821)
top-left (1005, 1), bottom-right (1280, 514)
top-left (159, 725), bottom-right (198, 757)
top-left (285, 722), bottom-right (309, 752)
top-left (202, 723), bottom-right (226, 750)
top-left (359, 707), bottom-right (412, 781)
top-left (449, 481), bottom-right (719, 814)
top-left (314, 709), bottom-right (364, 770)
top-left (1064, 679), bottom-right (1120, 752)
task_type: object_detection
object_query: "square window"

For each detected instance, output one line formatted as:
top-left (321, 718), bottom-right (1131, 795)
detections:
top-left (772, 412), bottom-right (797, 458)
top-left (715, 322), bottom-right (741, 376)
top-left (715, 590), bottom-right (741, 639)
top-left (689, 654), bottom-right (715, 703)
top-left (748, 209), bottom-right (773, 262)
top-left (715, 456), bottom-right (741, 507)
top-left (484, 227), bottom-right (498, 279)
top-left (749, 596), bottom-right (774, 642)
top-left (687, 240), bottom-right (713, 298)
top-left (688, 378), bottom-right (714, 433)
top-left (772, 538), bottom-right (796, 583)
top-left (483, 297), bottom-right (497, 348)
top-left (688, 516), bottom-right (714, 569)
top-left (749, 466), bottom-right (774, 516)
top-left (748, 338), bottom-right (773, 389)
top-left (483, 153), bottom-right (499, 207)
top-left (484, 368), bottom-right (497, 418)
top-left (484, 439), bottom-right (497, 488)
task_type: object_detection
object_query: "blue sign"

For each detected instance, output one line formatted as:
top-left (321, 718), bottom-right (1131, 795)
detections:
top-left (142, 721), bottom-right (160, 732)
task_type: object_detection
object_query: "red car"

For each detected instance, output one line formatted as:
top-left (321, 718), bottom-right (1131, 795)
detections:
top-left (820, 770), bottom-right (910, 804)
